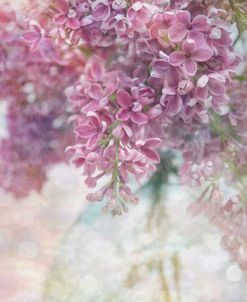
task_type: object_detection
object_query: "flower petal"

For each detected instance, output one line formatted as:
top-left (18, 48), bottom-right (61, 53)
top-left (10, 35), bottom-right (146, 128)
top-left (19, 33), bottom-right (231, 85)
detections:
top-left (55, 0), bottom-right (69, 14)
top-left (143, 138), bottom-right (162, 149)
top-left (86, 57), bottom-right (105, 82)
top-left (116, 108), bottom-right (130, 121)
top-left (76, 125), bottom-right (95, 138)
top-left (192, 15), bottom-right (209, 31)
top-left (122, 124), bottom-right (133, 137)
top-left (53, 13), bottom-right (66, 25)
top-left (165, 95), bottom-right (183, 116)
top-left (86, 83), bottom-right (103, 100)
top-left (168, 51), bottom-right (186, 66)
top-left (23, 31), bottom-right (40, 42)
top-left (188, 30), bottom-right (207, 47)
top-left (142, 148), bottom-right (160, 163)
top-left (130, 112), bottom-right (148, 124)
top-left (183, 58), bottom-right (197, 76)
top-left (86, 133), bottom-right (100, 150)
top-left (195, 86), bottom-right (208, 100)
top-left (89, 114), bottom-right (101, 128)
top-left (182, 39), bottom-right (196, 53)
top-left (168, 23), bottom-right (187, 42)
top-left (92, 3), bottom-right (110, 21)
top-left (192, 48), bottom-right (213, 62)
top-left (147, 104), bottom-right (162, 119)
top-left (197, 75), bottom-right (209, 87)
top-left (29, 20), bottom-right (43, 33)
top-left (116, 89), bottom-right (132, 108)
top-left (66, 17), bottom-right (81, 29)
top-left (208, 80), bottom-right (226, 96)
top-left (176, 10), bottom-right (191, 25)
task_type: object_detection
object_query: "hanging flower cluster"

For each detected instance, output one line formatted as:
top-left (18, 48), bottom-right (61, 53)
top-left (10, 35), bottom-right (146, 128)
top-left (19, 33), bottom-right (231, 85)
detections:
top-left (0, 3), bottom-right (85, 197)
top-left (35, 0), bottom-right (239, 215)
top-left (1, 0), bottom-right (247, 268)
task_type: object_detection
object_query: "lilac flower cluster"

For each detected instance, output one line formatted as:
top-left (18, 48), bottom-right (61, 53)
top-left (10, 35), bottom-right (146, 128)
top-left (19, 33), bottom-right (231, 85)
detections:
top-left (34, 0), bottom-right (237, 215)
top-left (2, 0), bottom-right (247, 270)
top-left (0, 4), bottom-right (84, 197)
top-left (184, 77), bottom-right (247, 269)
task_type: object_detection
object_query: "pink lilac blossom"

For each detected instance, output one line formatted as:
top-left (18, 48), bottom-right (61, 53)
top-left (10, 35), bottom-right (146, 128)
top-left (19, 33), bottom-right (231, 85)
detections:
top-left (0, 4), bottom-right (84, 197)
top-left (2, 0), bottom-right (247, 270)
top-left (38, 1), bottom-right (238, 210)
top-left (53, 0), bottom-right (239, 218)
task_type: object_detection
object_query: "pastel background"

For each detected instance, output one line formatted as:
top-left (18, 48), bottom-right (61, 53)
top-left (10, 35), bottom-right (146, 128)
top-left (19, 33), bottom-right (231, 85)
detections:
top-left (0, 1), bottom-right (247, 302)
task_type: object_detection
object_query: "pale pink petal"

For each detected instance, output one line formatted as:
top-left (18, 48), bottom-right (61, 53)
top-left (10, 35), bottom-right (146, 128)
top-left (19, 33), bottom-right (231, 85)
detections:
top-left (178, 79), bottom-right (194, 95)
top-left (85, 177), bottom-right (97, 188)
top-left (229, 113), bottom-right (238, 126)
top-left (188, 30), bottom-right (207, 47)
top-left (92, 3), bottom-right (110, 21)
top-left (197, 75), bottom-right (209, 87)
top-left (168, 51), bottom-right (186, 66)
top-left (147, 104), bottom-right (162, 119)
top-left (53, 13), bottom-right (67, 25)
top-left (149, 22), bottom-right (167, 38)
top-left (192, 48), bottom-right (213, 62)
top-left (122, 124), bottom-right (133, 137)
top-left (130, 112), bottom-right (148, 124)
top-left (162, 86), bottom-right (177, 95)
top-left (29, 20), bottom-right (43, 33)
top-left (89, 115), bottom-right (101, 129)
top-left (73, 158), bottom-right (85, 168)
top-left (133, 20), bottom-right (146, 33)
top-left (143, 138), bottom-right (162, 149)
top-left (195, 86), bottom-right (208, 100)
top-left (209, 73), bottom-right (225, 82)
top-left (66, 17), bottom-right (81, 29)
top-left (120, 166), bottom-right (129, 182)
top-left (55, 0), bottom-right (69, 14)
top-left (76, 125), bottom-right (95, 138)
top-left (142, 148), bottom-right (160, 163)
top-left (86, 84), bottom-right (103, 100)
top-left (183, 58), bottom-right (197, 76)
top-left (138, 7), bottom-right (152, 23)
top-left (210, 28), bottom-right (221, 39)
top-left (116, 108), bottom-right (130, 121)
top-left (182, 39), bottom-right (196, 53)
top-left (168, 23), bottom-right (187, 42)
top-left (160, 94), bottom-right (168, 106)
top-left (83, 100), bottom-right (98, 112)
top-left (30, 40), bottom-right (40, 52)
top-left (86, 152), bottom-right (99, 165)
top-left (116, 89), bottom-right (132, 108)
top-left (166, 95), bottom-right (183, 116)
top-left (176, 10), bottom-right (191, 25)
top-left (131, 102), bottom-right (142, 112)
top-left (86, 132), bottom-right (100, 149)
top-left (68, 92), bottom-right (86, 103)
top-left (23, 31), bottom-right (40, 42)
top-left (192, 15), bottom-right (209, 31)
top-left (208, 80), bottom-right (226, 96)
top-left (112, 125), bottom-right (122, 138)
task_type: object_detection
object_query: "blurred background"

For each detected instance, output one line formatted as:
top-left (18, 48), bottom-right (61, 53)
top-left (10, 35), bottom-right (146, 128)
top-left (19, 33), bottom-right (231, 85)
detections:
top-left (0, 1), bottom-right (247, 302)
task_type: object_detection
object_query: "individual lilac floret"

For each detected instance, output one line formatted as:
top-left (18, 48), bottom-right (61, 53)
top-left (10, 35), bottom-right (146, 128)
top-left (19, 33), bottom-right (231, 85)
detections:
top-left (168, 39), bottom-right (213, 76)
top-left (116, 89), bottom-right (149, 125)
top-left (53, 0), bottom-right (81, 29)
top-left (168, 10), bottom-right (210, 43)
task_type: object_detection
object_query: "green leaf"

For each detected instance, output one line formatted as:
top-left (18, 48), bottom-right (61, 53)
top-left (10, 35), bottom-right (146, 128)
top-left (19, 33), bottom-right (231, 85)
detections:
top-left (235, 7), bottom-right (247, 33)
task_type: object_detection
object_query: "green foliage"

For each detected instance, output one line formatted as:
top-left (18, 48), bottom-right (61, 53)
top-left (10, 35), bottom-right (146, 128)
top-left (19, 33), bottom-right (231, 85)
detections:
top-left (235, 7), bottom-right (247, 34)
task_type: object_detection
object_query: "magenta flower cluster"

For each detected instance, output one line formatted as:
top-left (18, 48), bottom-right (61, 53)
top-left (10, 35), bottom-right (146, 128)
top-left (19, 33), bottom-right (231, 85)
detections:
top-left (45, 0), bottom-right (239, 215)
top-left (1, 0), bottom-right (247, 269)
top-left (0, 4), bottom-right (84, 197)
